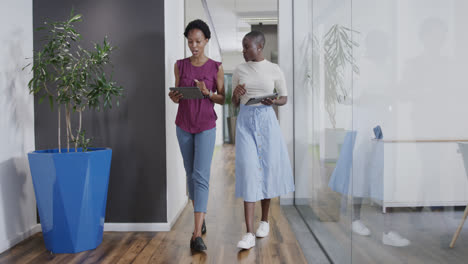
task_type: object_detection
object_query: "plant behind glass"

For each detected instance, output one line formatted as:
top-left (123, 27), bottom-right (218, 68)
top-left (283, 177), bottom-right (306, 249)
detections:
top-left (323, 24), bottom-right (359, 128)
top-left (224, 74), bottom-right (239, 117)
top-left (25, 10), bottom-right (123, 152)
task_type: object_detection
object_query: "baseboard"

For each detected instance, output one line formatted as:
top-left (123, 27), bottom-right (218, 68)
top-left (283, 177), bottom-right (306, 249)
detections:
top-left (0, 219), bottom-right (181, 252)
top-left (0, 205), bottom-right (187, 250)
top-left (105, 198), bottom-right (187, 232)
top-left (104, 223), bottom-right (171, 232)
top-left (0, 224), bottom-right (42, 254)
top-left (168, 199), bottom-right (188, 228)
top-left (280, 192), bottom-right (295, 205)
top-left (280, 197), bottom-right (294, 205)
top-left (294, 198), bottom-right (312, 205)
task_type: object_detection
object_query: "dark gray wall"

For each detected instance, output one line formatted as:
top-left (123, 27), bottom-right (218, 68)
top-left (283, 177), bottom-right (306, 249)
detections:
top-left (33, 0), bottom-right (167, 222)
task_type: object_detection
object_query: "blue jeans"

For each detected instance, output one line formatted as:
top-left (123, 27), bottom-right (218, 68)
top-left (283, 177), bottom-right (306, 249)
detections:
top-left (176, 126), bottom-right (216, 213)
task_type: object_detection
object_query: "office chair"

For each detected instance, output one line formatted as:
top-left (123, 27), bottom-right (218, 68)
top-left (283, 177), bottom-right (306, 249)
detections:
top-left (450, 143), bottom-right (468, 248)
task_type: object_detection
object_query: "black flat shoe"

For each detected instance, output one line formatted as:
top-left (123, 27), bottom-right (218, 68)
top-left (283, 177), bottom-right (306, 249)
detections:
top-left (190, 236), bottom-right (207, 251)
top-left (202, 220), bottom-right (206, 235)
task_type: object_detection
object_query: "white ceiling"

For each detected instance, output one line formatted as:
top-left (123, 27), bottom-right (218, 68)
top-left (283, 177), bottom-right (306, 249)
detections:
top-left (205, 0), bottom-right (278, 53)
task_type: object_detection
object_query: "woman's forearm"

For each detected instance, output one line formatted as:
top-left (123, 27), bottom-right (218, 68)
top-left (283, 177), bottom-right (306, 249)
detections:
top-left (232, 93), bottom-right (240, 107)
top-left (210, 94), bottom-right (225, 105)
top-left (274, 96), bottom-right (288, 106)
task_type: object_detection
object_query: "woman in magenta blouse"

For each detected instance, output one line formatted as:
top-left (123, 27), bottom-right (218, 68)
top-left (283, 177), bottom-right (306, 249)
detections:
top-left (168, 19), bottom-right (225, 252)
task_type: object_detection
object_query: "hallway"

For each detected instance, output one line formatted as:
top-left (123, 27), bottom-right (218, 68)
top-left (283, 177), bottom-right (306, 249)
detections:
top-left (0, 145), bottom-right (307, 263)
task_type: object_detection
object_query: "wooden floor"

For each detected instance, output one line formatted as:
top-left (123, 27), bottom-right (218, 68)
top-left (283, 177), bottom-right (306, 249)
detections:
top-left (0, 145), bottom-right (307, 264)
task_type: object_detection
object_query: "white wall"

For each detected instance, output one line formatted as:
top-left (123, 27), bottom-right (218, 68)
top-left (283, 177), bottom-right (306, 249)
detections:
top-left (0, 0), bottom-right (39, 253)
top-left (278, 0), bottom-right (295, 205)
top-left (291, 0), bottom-right (315, 203)
top-left (222, 51), bottom-right (244, 73)
top-left (165, 0), bottom-right (189, 227)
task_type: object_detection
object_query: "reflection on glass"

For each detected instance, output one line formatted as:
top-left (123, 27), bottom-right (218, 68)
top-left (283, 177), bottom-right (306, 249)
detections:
top-left (293, 0), bottom-right (468, 263)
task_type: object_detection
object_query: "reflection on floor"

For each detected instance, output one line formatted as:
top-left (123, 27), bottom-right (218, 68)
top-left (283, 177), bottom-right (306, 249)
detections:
top-left (283, 205), bottom-right (331, 264)
top-left (296, 201), bottom-right (468, 264)
top-left (291, 144), bottom-right (468, 263)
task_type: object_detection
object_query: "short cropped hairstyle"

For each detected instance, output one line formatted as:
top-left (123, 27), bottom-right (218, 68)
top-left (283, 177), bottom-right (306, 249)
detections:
top-left (244, 31), bottom-right (265, 48)
top-left (184, 19), bottom-right (211, 39)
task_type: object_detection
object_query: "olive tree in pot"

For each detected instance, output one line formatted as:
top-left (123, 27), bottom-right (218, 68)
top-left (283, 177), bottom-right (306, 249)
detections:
top-left (25, 11), bottom-right (123, 253)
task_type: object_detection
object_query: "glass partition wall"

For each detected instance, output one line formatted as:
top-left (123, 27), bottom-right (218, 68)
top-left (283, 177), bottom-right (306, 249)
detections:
top-left (293, 1), bottom-right (468, 263)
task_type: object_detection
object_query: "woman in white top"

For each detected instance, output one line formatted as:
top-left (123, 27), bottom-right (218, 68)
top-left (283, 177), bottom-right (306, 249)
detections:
top-left (232, 31), bottom-right (295, 249)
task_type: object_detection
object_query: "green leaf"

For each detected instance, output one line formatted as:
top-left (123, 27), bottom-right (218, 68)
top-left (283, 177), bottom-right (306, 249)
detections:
top-left (68, 14), bottom-right (82, 24)
top-left (48, 95), bottom-right (54, 110)
top-left (22, 63), bottom-right (31, 71)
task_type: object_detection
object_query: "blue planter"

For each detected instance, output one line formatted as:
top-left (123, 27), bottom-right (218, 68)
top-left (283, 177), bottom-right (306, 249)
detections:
top-left (28, 148), bottom-right (112, 253)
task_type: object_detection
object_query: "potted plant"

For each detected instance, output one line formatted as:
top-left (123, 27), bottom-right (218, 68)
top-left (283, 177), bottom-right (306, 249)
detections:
top-left (322, 24), bottom-right (359, 162)
top-left (24, 10), bottom-right (123, 253)
top-left (323, 24), bottom-right (359, 127)
top-left (224, 74), bottom-right (239, 144)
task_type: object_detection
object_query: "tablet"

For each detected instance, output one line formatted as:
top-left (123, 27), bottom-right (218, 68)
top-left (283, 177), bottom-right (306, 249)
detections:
top-left (245, 93), bottom-right (278, 105)
top-left (169, 87), bottom-right (204, 99)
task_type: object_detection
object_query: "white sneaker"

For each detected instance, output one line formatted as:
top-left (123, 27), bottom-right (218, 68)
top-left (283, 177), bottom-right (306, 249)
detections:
top-left (382, 231), bottom-right (410, 247)
top-left (256, 221), bottom-right (270, 238)
top-left (352, 220), bottom-right (371, 236)
top-left (237, 233), bottom-right (256, 249)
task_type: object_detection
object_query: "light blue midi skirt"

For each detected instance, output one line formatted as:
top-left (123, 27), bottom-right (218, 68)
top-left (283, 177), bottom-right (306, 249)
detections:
top-left (328, 130), bottom-right (384, 200)
top-left (235, 104), bottom-right (295, 202)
